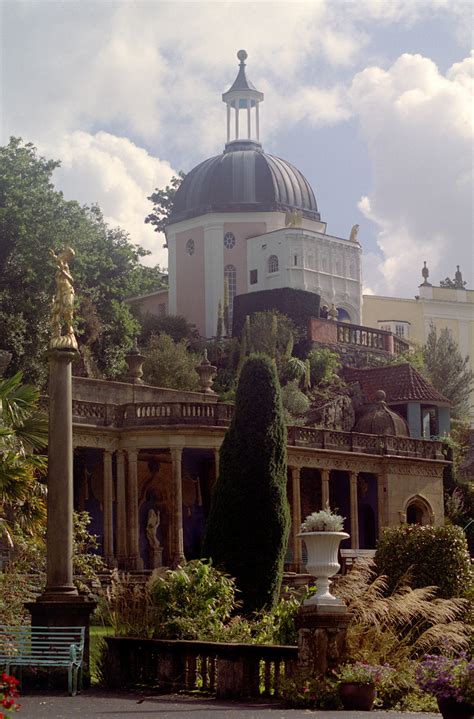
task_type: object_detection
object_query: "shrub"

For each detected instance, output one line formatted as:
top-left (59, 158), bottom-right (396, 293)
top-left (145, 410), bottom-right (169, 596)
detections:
top-left (281, 381), bottom-right (310, 422)
top-left (202, 354), bottom-right (291, 613)
top-left (141, 332), bottom-right (200, 390)
top-left (375, 524), bottom-right (472, 599)
top-left (307, 348), bottom-right (340, 386)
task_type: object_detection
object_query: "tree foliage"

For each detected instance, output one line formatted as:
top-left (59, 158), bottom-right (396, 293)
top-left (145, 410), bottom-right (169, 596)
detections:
top-left (375, 524), bottom-right (472, 599)
top-left (203, 354), bottom-right (290, 614)
top-left (0, 372), bottom-right (47, 542)
top-left (0, 138), bottom-right (165, 385)
top-left (145, 172), bottom-right (186, 236)
top-left (422, 324), bottom-right (474, 418)
top-left (141, 333), bottom-right (200, 391)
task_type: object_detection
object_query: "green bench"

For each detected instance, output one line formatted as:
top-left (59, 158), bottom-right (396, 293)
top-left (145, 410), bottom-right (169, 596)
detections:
top-left (0, 625), bottom-right (85, 696)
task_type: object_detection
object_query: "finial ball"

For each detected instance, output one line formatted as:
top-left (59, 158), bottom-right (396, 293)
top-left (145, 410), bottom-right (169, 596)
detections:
top-left (237, 49), bottom-right (248, 62)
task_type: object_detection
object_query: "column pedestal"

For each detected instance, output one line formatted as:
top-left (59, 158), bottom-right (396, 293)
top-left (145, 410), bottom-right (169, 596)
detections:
top-left (296, 605), bottom-right (349, 677)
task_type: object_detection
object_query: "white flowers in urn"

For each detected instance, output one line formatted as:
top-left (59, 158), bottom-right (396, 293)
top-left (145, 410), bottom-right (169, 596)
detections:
top-left (298, 504), bottom-right (349, 611)
top-left (300, 505), bottom-right (345, 533)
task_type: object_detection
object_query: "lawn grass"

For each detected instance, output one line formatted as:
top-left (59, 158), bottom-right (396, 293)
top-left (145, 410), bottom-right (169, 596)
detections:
top-left (90, 625), bottom-right (113, 686)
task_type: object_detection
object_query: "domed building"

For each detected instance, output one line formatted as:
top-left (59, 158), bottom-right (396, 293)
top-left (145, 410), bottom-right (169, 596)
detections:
top-left (166, 51), bottom-right (362, 337)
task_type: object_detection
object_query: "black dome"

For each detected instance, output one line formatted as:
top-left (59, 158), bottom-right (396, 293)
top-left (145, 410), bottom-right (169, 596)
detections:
top-left (169, 140), bottom-right (320, 224)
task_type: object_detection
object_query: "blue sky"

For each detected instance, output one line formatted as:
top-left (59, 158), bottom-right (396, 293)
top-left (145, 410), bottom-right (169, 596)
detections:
top-left (2, 0), bottom-right (472, 296)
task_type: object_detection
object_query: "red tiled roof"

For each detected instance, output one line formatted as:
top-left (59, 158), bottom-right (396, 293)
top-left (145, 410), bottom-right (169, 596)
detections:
top-left (342, 363), bottom-right (451, 405)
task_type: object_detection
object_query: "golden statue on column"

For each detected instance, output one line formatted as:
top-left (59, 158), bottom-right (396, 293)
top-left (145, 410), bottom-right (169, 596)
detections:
top-left (49, 246), bottom-right (78, 350)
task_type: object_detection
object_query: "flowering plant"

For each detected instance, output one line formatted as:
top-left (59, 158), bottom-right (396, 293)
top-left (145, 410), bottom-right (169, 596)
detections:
top-left (336, 661), bottom-right (395, 687)
top-left (0, 672), bottom-right (20, 717)
top-left (300, 504), bottom-right (345, 532)
top-left (416, 653), bottom-right (474, 704)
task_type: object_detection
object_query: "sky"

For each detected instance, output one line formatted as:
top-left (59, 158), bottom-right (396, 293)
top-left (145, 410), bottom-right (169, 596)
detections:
top-left (1, 0), bottom-right (473, 297)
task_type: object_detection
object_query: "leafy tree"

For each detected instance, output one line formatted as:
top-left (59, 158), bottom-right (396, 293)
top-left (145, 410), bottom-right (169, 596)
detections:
top-left (307, 348), bottom-right (340, 387)
top-left (139, 313), bottom-right (198, 345)
top-left (0, 138), bottom-right (165, 385)
top-left (422, 324), bottom-right (473, 418)
top-left (141, 333), bottom-right (200, 391)
top-left (0, 372), bottom-right (47, 542)
top-left (203, 354), bottom-right (290, 614)
top-left (145, 172), bottom-right (186, 236)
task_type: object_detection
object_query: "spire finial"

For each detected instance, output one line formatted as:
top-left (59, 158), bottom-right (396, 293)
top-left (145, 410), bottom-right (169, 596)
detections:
top-left (237, 49), bottom-right (248, 64)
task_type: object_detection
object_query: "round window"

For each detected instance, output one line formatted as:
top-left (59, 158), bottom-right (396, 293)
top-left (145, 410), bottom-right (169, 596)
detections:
top-left (186, 239), bottom-right (195, 256)
top-left (224, 232), bottom-right (236, 249)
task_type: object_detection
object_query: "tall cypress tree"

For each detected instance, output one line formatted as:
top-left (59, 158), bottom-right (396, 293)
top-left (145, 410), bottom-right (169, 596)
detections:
top-left (202, 354), bottom-right (290, 613)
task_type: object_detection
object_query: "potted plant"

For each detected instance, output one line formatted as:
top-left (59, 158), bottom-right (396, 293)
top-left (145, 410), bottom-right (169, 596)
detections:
top-left (336, 661), bottom-right (395, 711)
top-left (298, 505), bottom-right (349, 608)
top-left (416, 653), bottom-right (474, 719)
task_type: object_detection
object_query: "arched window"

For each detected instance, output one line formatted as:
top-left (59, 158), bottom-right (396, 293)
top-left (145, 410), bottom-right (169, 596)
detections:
top-left (404, 495), bottom-right (433, 526)
top-left (224, 264), bottom-right (236, 333)
top-left (268, 255), bottom-right (279, 273)
top-left (337, 307), bottom-right (351, 322)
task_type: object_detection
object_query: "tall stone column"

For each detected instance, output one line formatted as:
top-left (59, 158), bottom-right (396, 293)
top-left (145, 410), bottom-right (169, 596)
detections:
top-left (349, 471), bottom-right (359, 549)
top-left (103, 449), bottom-right (114, 566)
top-left (116, 450), bottom-right (127, 566)
top-left (44, 348), bottom-right (78, 596)
top-left (376, 474), bottom-right (386, 538)
top-left (26, 348), bottom-right (95, 684)
top-left (321, 468), bottom-right (330, 507)
top-left (126, 449), bottom-right (143, 570)
top-left (289, 466), bottom-right (302, 571)
top-left (170, 446), bottom-right (185, 567)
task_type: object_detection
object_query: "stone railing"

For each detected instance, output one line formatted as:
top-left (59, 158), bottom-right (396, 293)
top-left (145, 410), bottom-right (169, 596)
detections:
top-left (307, 318), bottom-right (409, 356)
top-left (104, 637), bottom-right (297, 699)
top-left (287, 426), bottom-right (444, 460)
top-left (71, 400), bottom-right (443, 459)
top-left (336, 322), bottom-right (409, 355)
top-left (120, 401), bottom-right (233, 427)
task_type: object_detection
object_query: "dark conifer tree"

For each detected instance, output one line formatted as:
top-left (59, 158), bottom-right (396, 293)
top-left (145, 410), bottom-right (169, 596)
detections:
top-left (202, 354), bottom-right (290, 613)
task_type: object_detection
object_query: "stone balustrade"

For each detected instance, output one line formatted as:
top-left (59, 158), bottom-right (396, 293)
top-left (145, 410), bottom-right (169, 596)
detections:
top-left (307, 318), bottom-right (410, 355)
top-left (104, 637), bottom-right (298, 699)
top-left (71, 399), bottom-right (443, 459)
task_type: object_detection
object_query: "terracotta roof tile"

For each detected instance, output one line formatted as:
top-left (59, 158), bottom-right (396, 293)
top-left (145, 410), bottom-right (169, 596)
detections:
top-left (342, 363), bottom-right (451, 405)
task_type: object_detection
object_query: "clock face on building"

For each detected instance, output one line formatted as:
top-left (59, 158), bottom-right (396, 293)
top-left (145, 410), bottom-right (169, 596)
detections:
top-left (224, 232), bottom-right (236, 249)
top-left (186, 238), bottom-right (195, 255)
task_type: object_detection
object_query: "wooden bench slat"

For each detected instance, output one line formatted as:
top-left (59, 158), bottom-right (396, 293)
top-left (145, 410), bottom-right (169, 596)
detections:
top-left (0, 625), bottom-right (85, 696)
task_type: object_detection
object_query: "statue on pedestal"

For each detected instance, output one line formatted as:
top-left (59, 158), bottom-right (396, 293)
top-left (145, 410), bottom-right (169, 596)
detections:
top-left (49, 246), bottom-right (78, 350)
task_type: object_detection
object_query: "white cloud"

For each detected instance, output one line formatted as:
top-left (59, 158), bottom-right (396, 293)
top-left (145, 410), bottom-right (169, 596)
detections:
top-left (351, 53), bottom-right (473, 296)
top-left (44, 132), bottom-right (175, 267)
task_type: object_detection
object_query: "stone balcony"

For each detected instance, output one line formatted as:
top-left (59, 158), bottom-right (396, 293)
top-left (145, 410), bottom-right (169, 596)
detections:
top-left (308, 318), bottom-right (410, 358)
top-left (71, 398), bottom-right (444, 460)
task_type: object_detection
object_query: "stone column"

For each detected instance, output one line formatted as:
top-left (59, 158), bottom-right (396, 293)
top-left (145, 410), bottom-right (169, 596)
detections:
top-left (214, 447), bottom-right (220, 481)
top-left (44, 348), bottom-right (78, 597)
top-left (376, 474), bottom-right (386, 538)
top-left (321, 468), bottom-right (330, 507)
top-left (289, 466), bottom-right (302, 571)
top-left (349, 471), bottom-right (359, 549)
top-left (170, 446), bottom-right (185, 567)
top-left (26, 347), bottom-right (95, 684)
top-left (116, 450), bottom-right (127, 566)
top-left (127, 449), bottom-right (142, 570)
top-left (103, 450), bottom-right (114, 566)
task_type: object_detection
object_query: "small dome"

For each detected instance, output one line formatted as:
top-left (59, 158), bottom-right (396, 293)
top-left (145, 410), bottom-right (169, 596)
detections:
top-left (354, 390), bottom-right (409, 437)
top-left (169, 140), bottom-right (320, 224)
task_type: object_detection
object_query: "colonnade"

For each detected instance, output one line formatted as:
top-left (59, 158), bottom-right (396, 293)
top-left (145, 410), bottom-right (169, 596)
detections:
top-left (288, 465), bottom-right (385, 573)
top-left (93, 447), bottom-right (385, 572)
top-left (96, 445), bottom-right (220, 570)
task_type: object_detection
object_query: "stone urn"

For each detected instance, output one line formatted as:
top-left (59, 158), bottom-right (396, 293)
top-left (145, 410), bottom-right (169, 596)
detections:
top-left (298, 531), bottom-right (349, 608)
top-left (195, 349), bottom-right (217, 394)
